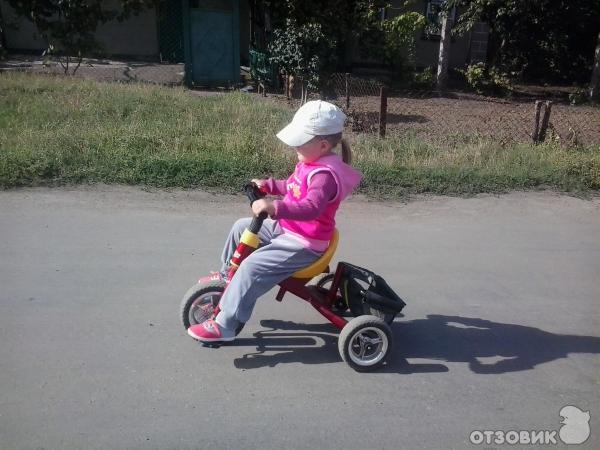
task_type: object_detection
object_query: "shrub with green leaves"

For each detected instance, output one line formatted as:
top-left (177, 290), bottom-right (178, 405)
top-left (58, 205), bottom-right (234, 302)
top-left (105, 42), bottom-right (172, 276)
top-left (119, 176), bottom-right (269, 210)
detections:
top-left (268, 19), bottom-right (336, 95)
top-left (463, 63), bottom-right (512, 95)
top-left (464, 63), bottom-right (486, 93)
top-left (569, 88), bottom-right (589, 105)
top-left (358, 4), bottom-right (426, 81)
top-left (381, 11), bottom-right (426, 68)
top-left (412, 66), bottom-right (435, 89)
top-left (448, 0), bottom-right (600, 84)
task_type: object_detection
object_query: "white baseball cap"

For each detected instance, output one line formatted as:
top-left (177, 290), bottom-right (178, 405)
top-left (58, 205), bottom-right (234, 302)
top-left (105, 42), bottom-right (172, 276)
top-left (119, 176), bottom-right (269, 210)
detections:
top-left (276, 100), bottom-right (346, 147)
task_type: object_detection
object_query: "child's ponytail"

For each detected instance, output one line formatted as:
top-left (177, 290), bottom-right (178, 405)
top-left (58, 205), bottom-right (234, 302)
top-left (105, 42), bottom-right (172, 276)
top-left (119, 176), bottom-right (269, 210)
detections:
top-left (323, 133), bottom-right (353, 165)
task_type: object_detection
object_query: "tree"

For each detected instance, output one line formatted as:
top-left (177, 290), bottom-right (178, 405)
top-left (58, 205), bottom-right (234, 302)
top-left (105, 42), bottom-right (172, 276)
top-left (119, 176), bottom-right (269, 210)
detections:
top-left (268, 19), bottom-right (336, 102)
top-left (7, 0), bottom-right (157, 74)
top-left (354, 2), bottom-right (426, 79)
top-left (436, 8), bottom-right (454, 90)
top-left (264, 0), bottom-right (386, 97)
top-left (264, 0), bottom-right (388, 52)
top-left (262, 1), bottom-right (425, 94)
top-left (380, 9), bottom-right (427, 71)
top-left (448, 0), bottom-right (600, 84)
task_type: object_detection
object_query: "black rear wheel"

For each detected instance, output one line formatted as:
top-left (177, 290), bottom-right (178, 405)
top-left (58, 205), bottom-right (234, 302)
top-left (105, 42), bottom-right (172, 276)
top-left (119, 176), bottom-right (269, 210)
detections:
top-left (309, 272), bottom-right (348, 312)
top-left (310, 272), bottom-right (395, 323)
top-left (338, 315), bottom-right (393, 372)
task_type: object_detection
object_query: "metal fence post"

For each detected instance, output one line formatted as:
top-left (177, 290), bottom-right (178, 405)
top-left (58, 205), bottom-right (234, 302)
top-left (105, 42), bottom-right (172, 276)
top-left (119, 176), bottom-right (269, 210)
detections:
top-left (345, 73), bottom-right (350, 109)
top-left (379, 86), bottom-right (388, 138)
top-left (538, 101), bottom-right (553, 143)
top-left (532, 100), bottom-right (543, 143)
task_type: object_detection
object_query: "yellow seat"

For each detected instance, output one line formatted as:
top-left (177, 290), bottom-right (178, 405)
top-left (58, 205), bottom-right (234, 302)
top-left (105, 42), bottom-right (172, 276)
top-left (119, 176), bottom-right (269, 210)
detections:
top-left (292, 229), bottom-right (339, 279)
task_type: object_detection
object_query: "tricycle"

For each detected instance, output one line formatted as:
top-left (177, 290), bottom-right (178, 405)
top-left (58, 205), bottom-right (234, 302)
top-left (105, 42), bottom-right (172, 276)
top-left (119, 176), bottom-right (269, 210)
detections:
top-left (181, 183), bottom-right (406, 371)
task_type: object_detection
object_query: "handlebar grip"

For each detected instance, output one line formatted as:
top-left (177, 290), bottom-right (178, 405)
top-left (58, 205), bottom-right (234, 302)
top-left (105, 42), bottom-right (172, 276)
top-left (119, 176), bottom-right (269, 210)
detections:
top-left (244, 183), bottom-right (267, 205)
top-left (248, 212), bottom-right (268, 233)
top-left (244, 183), bottom-right (268, 233)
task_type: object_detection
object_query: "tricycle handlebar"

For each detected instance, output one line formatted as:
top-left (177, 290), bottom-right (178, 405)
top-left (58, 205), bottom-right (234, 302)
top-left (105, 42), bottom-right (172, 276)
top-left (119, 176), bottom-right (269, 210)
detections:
top-left (244, 182), bottom-right (267, 205)
top-left (243, 183), bottom-right (268, 232)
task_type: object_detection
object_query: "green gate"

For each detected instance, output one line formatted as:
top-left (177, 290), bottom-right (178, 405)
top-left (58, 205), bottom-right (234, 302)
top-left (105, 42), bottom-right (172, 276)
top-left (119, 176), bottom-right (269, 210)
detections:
top-left (182, 0), bottom-right (240, 87)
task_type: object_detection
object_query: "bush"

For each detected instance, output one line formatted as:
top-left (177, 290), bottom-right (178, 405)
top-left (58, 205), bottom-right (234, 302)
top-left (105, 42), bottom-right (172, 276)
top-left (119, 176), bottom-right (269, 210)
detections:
top-left (358, 9), bottom-right (426, 82)
top-left (412, 66), bottom-right (435, 89)
top-left (488, 67), bottom-right (512, 93)
top-left (569, 87), bottom-right (589, 105)
top-left (463, 63), bottom-right (486, 93)
top-left (463, 63), bottom-right (512, 95)
top-left (268, 19), bottom-right (337, 96)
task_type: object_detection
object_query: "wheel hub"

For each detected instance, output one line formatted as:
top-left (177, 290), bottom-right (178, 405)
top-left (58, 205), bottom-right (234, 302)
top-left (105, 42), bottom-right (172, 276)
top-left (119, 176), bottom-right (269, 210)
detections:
top-left (189, 292), bottom-right (220, 325)
top-left (349, 327), bottom-right (388, 366)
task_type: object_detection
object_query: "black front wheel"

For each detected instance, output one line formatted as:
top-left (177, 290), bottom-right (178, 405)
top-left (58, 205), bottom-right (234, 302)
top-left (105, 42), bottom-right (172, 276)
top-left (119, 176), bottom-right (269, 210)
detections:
top-left (179, 280), bottom-right (245, 335)
top-left (180, 280), bottom-right (225, 329)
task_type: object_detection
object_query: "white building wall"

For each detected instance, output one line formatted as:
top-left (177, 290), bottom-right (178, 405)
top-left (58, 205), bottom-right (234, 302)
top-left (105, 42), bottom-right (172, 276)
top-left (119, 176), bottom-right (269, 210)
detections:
top-left (0, 0), bottom-right (158, 58)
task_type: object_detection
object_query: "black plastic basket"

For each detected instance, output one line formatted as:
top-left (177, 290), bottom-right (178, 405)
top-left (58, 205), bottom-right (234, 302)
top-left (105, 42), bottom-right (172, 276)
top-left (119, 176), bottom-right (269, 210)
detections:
top-left (338, 261), bottom-right (406, 318)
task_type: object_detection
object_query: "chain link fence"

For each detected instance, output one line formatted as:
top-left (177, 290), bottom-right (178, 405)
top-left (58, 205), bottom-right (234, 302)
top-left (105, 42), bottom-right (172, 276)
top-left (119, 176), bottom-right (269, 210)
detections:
top-left (3, 34), bottom-right (599, 147)
top-left (547, 104), bottom-right (600, 146)
top-left (329, 72), bottom-right (384, 134)
top-left (323, 73), bottom-right (600, 146)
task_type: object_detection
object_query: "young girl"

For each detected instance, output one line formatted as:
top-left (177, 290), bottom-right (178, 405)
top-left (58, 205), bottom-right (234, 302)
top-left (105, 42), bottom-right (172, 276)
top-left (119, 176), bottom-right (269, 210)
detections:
top-left (188, 100), bottom-right (362, 343)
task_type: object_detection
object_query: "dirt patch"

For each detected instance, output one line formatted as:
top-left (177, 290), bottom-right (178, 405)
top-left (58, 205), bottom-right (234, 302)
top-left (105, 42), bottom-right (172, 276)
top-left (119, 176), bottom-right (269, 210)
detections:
top-left (0, 54), bottom-right (184, 86)
top-left (345, 94), bottom-right (600, 145)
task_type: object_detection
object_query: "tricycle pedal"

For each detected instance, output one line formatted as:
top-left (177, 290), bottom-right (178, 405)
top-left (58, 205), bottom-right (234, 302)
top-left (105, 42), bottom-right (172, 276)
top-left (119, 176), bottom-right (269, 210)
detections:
top-left (201, 342), bottom-right (223, 348)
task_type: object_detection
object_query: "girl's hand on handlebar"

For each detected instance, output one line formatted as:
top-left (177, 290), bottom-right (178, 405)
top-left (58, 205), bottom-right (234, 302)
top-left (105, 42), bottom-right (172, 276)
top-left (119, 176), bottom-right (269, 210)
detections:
top-left (251, 178), bottom-right (267, 189)
top-left (252, 199), bottom-right (275, 217)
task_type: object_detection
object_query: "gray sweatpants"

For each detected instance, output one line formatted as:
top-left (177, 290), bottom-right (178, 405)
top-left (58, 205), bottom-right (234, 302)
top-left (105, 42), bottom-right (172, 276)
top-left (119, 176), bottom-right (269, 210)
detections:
top-left (215, 217), bottom-right (323, 331)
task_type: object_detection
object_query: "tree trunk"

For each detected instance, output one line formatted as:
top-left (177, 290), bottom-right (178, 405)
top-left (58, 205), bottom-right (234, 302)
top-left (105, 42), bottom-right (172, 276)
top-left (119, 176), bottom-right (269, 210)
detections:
top-left (302, 81), bottom-right (308, 105)
top-left (589, 31), bottom-right (600, 101)
top-left (72, 54), bottom-right (83, 75)
top-left (300, 78), bottom-right (308, 105)
top-left (436, 10), bottom-right (454, 91)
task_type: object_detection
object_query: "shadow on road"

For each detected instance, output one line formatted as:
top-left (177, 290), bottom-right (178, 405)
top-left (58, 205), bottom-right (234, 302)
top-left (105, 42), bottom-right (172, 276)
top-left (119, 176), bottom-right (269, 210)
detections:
top-left (232, 320), bottom-right (339, 369)
top-left (232, 315), bottom-right (600, 374)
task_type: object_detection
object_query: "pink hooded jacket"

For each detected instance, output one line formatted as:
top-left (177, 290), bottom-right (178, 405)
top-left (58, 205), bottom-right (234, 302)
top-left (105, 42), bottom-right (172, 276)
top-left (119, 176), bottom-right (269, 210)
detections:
top-left (275, 153), bottom-right (362, 250)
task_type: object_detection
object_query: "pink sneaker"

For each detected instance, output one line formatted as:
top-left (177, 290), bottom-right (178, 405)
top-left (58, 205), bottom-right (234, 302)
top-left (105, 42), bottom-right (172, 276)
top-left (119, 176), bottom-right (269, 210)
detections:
top-left (188, 319), bottom-right (235, 343)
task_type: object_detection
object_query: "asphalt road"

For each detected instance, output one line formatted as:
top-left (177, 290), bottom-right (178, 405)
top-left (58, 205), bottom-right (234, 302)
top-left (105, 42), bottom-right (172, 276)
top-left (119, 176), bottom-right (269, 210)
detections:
top-left (1, 186), bottom-right (599, 450)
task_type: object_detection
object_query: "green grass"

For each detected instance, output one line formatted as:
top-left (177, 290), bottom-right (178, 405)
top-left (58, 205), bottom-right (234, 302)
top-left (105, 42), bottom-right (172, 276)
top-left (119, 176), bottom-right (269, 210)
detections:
top-left (353, 133), bottom-right (600, 197)
top-left (1, 72), bottom-right (599, 197)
